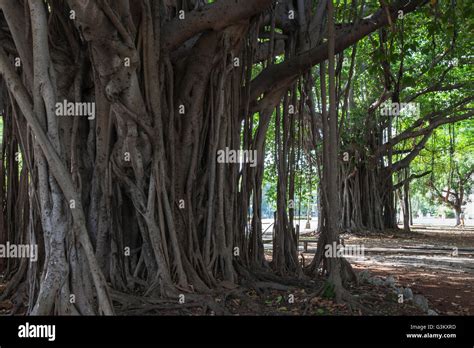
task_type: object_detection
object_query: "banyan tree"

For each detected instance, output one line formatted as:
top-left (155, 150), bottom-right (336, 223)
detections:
top-left (0, 0), bottom-right (471, 314)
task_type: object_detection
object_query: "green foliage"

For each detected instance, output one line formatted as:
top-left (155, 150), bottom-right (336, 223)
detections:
top-left (258, 0), bottom-right (474, 219)
top-left (322, 282), bottom-right (336, 300)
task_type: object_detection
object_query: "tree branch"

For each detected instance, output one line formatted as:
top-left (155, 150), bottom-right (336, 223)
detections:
top-left (376, 96), bottom-right (474, 156)
top-left (249, 0), bottom-right (427, 103)
top-left (161, 0), bottom-right (273, 52)
top-left (393, 170), bottom-right (431, 190)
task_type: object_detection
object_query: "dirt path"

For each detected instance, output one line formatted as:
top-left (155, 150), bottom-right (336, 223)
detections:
top-left (343, 226), bottom-right (474, 315)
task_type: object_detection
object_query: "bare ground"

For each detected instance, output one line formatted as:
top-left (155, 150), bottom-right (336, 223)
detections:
top-left (346, 225), bottom-right (474, 315)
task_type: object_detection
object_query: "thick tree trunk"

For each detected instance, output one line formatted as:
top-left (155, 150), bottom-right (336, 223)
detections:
top-left (403, 179), bottom-right (410, 231)
top-left (454, 206), bottom-right (462, 226)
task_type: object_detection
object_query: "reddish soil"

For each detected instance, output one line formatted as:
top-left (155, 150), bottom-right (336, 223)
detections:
top-left (347, 226), bottom-right (474, 315)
